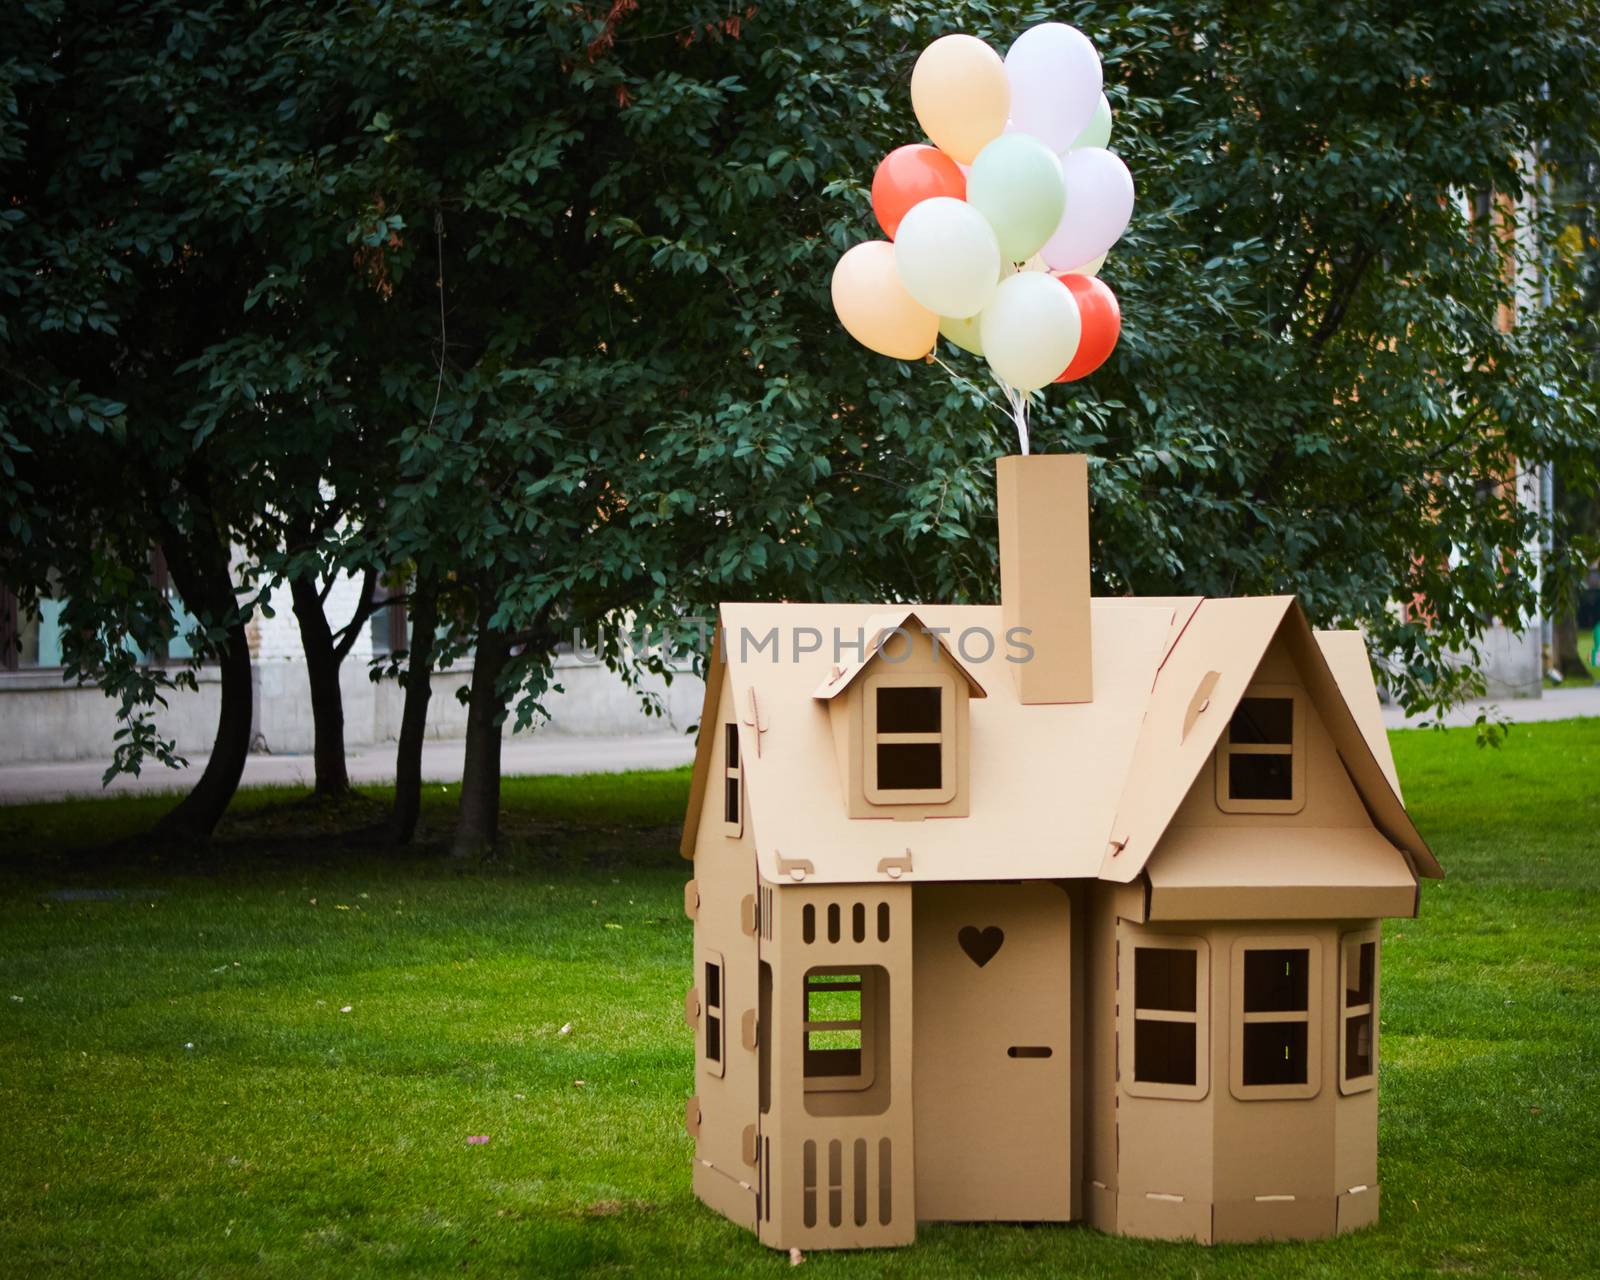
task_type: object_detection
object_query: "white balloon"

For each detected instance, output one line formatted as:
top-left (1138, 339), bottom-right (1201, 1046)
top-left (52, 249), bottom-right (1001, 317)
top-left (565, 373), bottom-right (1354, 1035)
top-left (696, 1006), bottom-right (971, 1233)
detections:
top-left (979, 272), bottom-right (1081, 392)
top-left (1004, 23), bottom-right (1103, 154)
top-left (1041, 148), bottom-right (1134, 272)
top-left (893, 197), bottom-right (1002, 319)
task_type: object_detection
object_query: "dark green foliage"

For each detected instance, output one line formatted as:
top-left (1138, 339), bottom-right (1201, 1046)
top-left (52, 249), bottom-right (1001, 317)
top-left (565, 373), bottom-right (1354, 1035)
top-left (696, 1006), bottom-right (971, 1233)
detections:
top-left (2, 0), bottom-right (1598, 817)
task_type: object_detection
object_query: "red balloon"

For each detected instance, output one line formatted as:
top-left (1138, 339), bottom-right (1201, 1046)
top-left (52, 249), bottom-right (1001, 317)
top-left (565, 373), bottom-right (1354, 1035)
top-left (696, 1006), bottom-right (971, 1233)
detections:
top-left (1054, 274), bottom-right (1121, 382)
top-left (871, 144), bottom-right (967, 240)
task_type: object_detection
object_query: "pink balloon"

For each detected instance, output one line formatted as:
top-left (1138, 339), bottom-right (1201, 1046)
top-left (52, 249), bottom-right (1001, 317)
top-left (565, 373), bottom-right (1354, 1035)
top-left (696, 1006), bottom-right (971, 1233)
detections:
top-left (1041, 148), bottom-right (1134, 272)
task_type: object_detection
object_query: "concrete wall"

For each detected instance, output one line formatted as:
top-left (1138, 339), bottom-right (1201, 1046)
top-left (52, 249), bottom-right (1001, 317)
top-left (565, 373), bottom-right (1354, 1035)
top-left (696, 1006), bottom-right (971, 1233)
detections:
top-left (0, 655), bottom-right (705, 765)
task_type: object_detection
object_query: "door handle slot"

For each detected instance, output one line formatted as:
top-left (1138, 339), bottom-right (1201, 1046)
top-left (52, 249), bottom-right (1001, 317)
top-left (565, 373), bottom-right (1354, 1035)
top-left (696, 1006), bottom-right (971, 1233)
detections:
top-left (1007, 1045), bottom-right (1052, 1059)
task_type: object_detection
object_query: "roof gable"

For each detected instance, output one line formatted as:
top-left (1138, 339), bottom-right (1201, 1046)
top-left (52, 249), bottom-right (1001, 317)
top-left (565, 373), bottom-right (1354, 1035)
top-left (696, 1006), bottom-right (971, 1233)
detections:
top-left (811, 608), bottom-right (987, 701)
top-left (1098, 598), bottom-right (1440, 883)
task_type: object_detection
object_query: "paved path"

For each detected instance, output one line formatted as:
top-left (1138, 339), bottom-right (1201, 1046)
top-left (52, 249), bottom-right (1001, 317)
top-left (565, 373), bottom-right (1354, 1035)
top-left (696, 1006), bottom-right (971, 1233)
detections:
top-left (4, 686), bottom-right (1598, 805)
top-left (0, 732), bottom-right (697, 806)
top-left (1379, 683), bottom-right (1600, 729)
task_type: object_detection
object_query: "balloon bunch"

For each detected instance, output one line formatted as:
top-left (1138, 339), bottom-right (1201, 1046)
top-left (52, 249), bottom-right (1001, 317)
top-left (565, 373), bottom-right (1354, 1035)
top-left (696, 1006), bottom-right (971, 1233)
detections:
top-left (831, 23), bottom-right (1131, 453)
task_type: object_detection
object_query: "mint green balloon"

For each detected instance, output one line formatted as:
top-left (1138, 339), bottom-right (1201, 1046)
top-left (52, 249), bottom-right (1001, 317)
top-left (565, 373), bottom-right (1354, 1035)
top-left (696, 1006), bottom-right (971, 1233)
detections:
top-left (1070, 94), bottom-right (1113, 151)
top-left (966, 134), bottom-right (1066, 263)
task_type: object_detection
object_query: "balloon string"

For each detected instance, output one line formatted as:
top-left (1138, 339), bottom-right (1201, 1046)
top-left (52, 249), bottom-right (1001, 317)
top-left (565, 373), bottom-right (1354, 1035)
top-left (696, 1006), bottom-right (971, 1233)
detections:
top-left (931, 352), bottom-right (1029, 456)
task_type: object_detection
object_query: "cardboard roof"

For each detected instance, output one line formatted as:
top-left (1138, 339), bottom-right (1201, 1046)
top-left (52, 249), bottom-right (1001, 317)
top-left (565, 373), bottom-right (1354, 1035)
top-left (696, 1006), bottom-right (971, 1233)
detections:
top-left (681, 595), bottom-right (1440, 888)
top-left (811, 607), bottom-right (988, 701)
top-left (1143, 826), bottom-right (1419, 921)
top-left (1098, 598), bottom-right (1441, 884)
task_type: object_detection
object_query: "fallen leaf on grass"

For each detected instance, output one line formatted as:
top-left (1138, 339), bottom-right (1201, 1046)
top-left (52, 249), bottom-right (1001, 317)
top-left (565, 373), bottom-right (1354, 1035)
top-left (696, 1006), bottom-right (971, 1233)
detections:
top-left (340, 1006), bottom-right (352, 1014)
top-left (604, 923), bottom-right (622, 930)
top-left (558, 1023), bottom-right (573, 1036)
top-left (573, 1080), bottom-right (587, 1088)
top-left (466, 1135), bottom-right (490, 1145)
top-left (790, 1247), bottom-right (804, 1266)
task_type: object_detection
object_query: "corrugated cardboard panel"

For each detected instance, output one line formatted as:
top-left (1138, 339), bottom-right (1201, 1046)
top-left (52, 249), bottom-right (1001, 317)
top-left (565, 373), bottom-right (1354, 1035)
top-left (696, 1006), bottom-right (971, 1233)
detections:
top-left (1213, 1195), bottom-right (1336, 1242)
top-left (1116, 1192), bottom-right (1212, 1242)
top-left (679, 627), bottom-right (727, 859)
top-left (1145, 828), bottom-right (1419, 921)
top-left (723, 601), bottom-right (1171, 885)
top-left (812, 608), bottom-right (986, 701)
top-left (913, 881), bottom-right (1073, 1222)
top-left (693, 1158), bottom-right (757, 1231)
top-left (1280, 611), bottom-right (1440, 878)
top-left (1315, 629), bottom-right (1402, 799)
top-left (1337, 1185), bottom-right (1380, 1234)
top-left (1098, 597), bottom-right (1295, 883)
top-left (997, 454), bottom-right (1093, 704)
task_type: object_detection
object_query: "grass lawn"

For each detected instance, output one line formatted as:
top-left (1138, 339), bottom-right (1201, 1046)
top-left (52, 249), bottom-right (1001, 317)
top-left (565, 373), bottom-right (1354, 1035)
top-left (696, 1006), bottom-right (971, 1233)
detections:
top-left (2, 723), bottom-right (1598, 1277)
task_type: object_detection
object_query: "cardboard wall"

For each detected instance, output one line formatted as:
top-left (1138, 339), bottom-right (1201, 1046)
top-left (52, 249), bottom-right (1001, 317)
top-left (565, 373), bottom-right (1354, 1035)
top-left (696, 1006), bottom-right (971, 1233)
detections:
top-left (1107, 914), bottom-right (1385, 1244)
top-left (758, 880), bottom-right (916, 1251)
top-left (688, 675), bottom-right (761, 1229)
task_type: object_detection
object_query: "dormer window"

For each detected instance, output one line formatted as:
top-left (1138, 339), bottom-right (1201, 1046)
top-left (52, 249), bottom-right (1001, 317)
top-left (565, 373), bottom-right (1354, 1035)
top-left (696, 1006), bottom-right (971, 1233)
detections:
top-left (1215, 685), bottom-right (1305, 815)
top-left (864, 673), bottom-right (956, 805)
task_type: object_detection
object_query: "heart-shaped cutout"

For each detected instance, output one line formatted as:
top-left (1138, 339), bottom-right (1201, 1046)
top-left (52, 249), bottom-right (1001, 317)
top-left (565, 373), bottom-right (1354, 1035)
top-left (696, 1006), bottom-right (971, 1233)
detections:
top-left (958, 925), bottom-right (1005, 968)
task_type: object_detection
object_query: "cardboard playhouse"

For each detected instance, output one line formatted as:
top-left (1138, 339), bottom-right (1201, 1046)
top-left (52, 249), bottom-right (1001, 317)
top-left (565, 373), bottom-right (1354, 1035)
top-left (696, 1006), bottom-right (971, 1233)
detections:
top-left (679, 454), bottom-right (1441, 1251)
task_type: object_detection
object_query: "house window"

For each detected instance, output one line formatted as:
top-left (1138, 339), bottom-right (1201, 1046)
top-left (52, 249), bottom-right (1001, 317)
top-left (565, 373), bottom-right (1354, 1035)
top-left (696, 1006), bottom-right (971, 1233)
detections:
top-left (723, 722), bottom-right (742, 835)
top-left (1231, 936), bottom-right (1322, 1100)
top-left (1122, 934), bottom-right (1209, 1100)
top-left (803, 966), bottom-right (884, 1092)
top-left (1215, 685), bottom-right (1306, 814)
top-left (1339, 931), bottom-right (1378, 1094)
top-left (863, 673), bottom-right (956, 805)
top-left (703, 954), bottom-right (725, 1078)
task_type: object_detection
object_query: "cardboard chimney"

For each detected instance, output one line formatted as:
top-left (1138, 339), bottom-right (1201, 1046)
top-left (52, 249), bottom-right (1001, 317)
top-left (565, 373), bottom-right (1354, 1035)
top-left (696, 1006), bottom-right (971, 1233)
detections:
top-left (680, 454), bottom-right (1439, 1251)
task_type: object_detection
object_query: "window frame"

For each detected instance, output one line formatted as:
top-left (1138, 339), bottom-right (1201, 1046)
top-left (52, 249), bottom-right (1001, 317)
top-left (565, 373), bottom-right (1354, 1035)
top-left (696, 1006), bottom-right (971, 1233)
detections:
top-left (702, 951), bottom-right (726, 1079)
top-left (862, 671), bottom-right (956, 806)
top-left (1230, 934), bottom-right (1322, 1101)
top-left (1214, 683), bottom-right (1307, 815)
top-left (802, 965), bottom-right (879, 1094)
top-left (722, 721), bottom-right (743, 836)
top-left (1338, 929), bottom-right (1379, 1095)
top-left (1120, 932), bottom-right (1210, 1101)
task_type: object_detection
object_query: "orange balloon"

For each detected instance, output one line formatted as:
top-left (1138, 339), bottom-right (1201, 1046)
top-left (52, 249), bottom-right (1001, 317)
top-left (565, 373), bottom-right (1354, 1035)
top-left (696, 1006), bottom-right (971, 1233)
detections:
top-left (831, 241), bottom-right (939, 360)
top-left (871, 144), bottom-right (966, 239)
top-left (1053, 274), bottom-right (1120, 381)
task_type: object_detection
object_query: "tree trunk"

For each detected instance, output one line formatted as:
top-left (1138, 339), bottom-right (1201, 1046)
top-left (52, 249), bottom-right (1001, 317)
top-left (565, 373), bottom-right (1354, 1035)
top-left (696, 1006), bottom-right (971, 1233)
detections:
top-left (289, 571), bottom-right (352, 795)
top-left (452, 610), bottom-right (511, 859)
top-left (389, 574), bottom-right (439, 844)
top-left (1552, 608), bottom-right (1589, 681)
top-left (151, 529), bottom-right (252, 841)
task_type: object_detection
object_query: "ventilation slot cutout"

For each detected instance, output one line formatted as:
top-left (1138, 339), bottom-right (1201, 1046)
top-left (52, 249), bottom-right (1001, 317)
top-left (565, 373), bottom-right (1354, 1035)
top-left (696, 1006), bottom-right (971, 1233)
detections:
top-left (878, 1137), bottom-right (893, 1225)
top-left (828, 1138), bottom-right (843, 1227)
top-left (762, 1136), bottom-right (772, 1220)
top-left (802, 1139), bottom-right (817, 1227)
top-left (827, 904), bottom-right (841, 944)
top-left (1008, 1045), bottom-right (1053, 1058)
top-left (852, 1139), bottom-right (868, 1226)
top-left (802, 904), bottom-right (815, 945)
top-left (877, 902), bottom-right (891, 942)
top-left (852, 903), bottom-right (866, 943)
top-left (761, 887), bottom-right (775, 940)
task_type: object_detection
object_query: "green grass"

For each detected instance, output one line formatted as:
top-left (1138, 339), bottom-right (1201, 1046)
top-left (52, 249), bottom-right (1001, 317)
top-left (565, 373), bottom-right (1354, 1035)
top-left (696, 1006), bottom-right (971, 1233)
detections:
top-left (2, 727), bottom-right (1598, 1277)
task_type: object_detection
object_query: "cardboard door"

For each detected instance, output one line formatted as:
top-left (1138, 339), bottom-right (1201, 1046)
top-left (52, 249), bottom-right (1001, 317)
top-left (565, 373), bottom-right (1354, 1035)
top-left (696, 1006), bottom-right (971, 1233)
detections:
top-left (912, 881), bottom-right (1072, 1222)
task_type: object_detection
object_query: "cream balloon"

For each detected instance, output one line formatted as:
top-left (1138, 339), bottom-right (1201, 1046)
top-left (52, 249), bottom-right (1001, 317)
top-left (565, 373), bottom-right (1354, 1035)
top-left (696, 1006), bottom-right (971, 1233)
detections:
top-left (910, 34), bottom-right (1010, 164)
top-left (1004, 23), bottom-right (1102, 153)
top-left (1041, 148), bottom-right (1134, 272)
top-left (831, 241), bottom-right (939, 360)
top-left (979, 272), bottom-right (1081, 391)
top-left (893, 197), bottom-right (1002, 319)
top-left (1065, 252), bottom-right (1107, 277)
